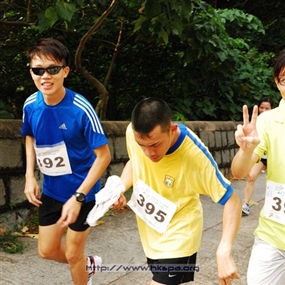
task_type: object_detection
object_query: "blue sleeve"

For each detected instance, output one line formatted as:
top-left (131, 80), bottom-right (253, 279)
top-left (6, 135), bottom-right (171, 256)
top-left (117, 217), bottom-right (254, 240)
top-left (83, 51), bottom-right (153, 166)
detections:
top-left (20, 107), bottom-right (33, 137)
top-left (73, 93), bottom-right (108, 149)
top-left (218, 185), bottom-right (234, 205)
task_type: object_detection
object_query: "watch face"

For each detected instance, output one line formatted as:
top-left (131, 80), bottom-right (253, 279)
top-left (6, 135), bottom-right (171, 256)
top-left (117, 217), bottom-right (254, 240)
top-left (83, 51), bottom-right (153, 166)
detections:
top-left (75, 192), bottom-right (85, 202)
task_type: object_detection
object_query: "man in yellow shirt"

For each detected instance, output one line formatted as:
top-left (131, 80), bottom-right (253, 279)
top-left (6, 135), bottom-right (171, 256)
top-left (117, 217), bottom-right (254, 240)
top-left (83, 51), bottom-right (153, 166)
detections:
top-left (115, 98), bottom-right (241, 285)
top-left (231, 49), bottom-right (285, 285)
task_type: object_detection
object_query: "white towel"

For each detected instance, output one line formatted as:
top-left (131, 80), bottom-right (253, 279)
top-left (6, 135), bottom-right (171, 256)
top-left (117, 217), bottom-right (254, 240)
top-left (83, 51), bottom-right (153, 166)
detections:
top-left (86, 175), bottom-right (125, 226)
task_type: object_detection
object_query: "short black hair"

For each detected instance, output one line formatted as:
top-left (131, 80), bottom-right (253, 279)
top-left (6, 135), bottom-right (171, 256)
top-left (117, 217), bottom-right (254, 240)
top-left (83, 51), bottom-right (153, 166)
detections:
top-left (131, 98), bottom-right (172, 135)
top-left (27, 38), bottom-right (70, 67)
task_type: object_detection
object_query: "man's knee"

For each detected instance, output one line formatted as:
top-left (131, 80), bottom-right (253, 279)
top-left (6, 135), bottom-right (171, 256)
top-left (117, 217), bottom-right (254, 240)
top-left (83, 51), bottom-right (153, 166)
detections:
top-left (65, 249), bottom-right (84, 266)
top-left (246, 174), bottom-right (257, 183)
top-left (38, 246), bottom-right (57, 260)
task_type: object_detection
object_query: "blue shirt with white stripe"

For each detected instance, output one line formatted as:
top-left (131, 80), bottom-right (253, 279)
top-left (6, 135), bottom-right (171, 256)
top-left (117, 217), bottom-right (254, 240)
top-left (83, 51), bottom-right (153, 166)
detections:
top-left (21, 88), bottom-right (108, 203)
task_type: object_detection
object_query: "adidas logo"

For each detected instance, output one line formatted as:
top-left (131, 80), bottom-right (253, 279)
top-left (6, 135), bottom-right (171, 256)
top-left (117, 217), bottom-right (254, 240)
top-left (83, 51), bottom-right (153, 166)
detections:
top-left (59, 123), bottom-right (67, 130)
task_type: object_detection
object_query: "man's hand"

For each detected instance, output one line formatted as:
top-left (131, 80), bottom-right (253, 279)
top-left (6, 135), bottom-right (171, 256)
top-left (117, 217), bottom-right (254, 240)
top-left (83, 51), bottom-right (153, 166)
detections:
top-left (231, 105), bottom-right (261, 179)
top-left (111, 192), bottom-right (127, 209)
top-left (217, 248), bottom-right (240, 285)
top-left (216, 191), bottom-right (241, 285)
top-left (235, 105), bottom-right (260, 151)
top-left (24, 176), bottom-right (42, 207)
top-left (56, 196), bottom-right (81, 227)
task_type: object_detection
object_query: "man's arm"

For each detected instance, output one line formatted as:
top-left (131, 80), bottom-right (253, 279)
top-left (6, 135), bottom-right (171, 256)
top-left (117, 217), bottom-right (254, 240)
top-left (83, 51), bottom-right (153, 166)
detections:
top-left (74, 144), bottom-right (111, 196)
top-left (112, 160), bottom-right (133, 208)
top-left (24, 135), bottom-right (42, 206)
top-left (120, 160), bottom-right (133, 191)
top-left (57, 144), bottom-right (111, 227)
top-left (216, 192), bottom-right (241, 284)
top-left (231, 149), bottom-right (259, 179)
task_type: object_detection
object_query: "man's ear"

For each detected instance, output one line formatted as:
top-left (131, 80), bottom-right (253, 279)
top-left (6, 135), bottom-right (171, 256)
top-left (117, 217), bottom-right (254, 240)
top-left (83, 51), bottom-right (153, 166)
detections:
top-left (170, 124), bottom-right (178, 133)
top-left (63, 66), bottom-right (70, 78)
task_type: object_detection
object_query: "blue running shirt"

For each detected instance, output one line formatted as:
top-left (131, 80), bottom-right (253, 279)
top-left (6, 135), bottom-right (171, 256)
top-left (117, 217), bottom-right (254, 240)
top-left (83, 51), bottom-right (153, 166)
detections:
top-left (21, 88), bottom-right (108, 203)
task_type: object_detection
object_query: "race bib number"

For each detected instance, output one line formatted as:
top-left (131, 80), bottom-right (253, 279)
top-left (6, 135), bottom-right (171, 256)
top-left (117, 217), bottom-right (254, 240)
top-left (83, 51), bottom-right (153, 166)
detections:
top-left (34, 141), bottom-right (72, 176)
top-left (264, 180), bottom-right (285, 225)
top-left (127, 179), bottom-right (177, 234)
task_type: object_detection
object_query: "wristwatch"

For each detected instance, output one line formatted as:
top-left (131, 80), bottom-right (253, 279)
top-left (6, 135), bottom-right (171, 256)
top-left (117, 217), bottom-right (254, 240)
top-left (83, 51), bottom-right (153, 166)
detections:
top-left (74, 192), bottom-right (86, 203)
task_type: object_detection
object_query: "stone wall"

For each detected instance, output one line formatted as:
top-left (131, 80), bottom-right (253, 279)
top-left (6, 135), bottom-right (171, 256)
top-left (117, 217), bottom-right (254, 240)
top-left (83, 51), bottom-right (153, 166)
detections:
top-left (0, 119), bottom-right (239, 217)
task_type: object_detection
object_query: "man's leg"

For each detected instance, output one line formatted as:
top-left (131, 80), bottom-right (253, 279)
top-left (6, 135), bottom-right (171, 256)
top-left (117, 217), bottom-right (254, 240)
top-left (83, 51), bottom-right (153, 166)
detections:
top-left (242, 161), bottom-right (265, 215)
top-left (65, 227), bottom-right (90, 285)
top-left (38, 194), bottom-right (67, 262)
top-left (243, 161), bottom-right (264, 205)
top-left (38, 224), bottom-right (67, 262)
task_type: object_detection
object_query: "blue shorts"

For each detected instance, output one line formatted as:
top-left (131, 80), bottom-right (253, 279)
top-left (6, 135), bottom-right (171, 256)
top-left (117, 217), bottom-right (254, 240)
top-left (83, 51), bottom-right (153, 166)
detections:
top-left (39, 193), bottom-right (95, 231)
top-left (147, 253), bottom-right (197, 285)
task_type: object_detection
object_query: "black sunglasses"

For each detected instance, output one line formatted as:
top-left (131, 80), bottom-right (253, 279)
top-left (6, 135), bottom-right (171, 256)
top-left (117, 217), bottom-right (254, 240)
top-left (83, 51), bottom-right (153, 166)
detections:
top-left (31, 66), bottom-right (65, 76)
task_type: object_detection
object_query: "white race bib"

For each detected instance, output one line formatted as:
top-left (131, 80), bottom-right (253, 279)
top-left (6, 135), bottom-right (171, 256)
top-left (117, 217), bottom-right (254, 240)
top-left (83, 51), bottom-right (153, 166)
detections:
top-left (34, 141), bottom-right (72, 176)
top-left (264, 180), bottom-right (285, 225)
top-left (127, 179), bottom-right (177, 234)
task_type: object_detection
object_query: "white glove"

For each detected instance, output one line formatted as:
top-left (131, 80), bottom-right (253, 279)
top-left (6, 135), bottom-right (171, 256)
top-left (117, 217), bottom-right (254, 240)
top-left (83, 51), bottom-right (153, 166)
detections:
top-left (86, 175), bottom-right (125, 226)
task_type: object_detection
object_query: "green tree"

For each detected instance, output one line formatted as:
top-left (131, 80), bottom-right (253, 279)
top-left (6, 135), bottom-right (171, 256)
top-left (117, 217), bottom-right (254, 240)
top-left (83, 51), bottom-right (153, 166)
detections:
top-left (0, 0), bottom-right (281, 121)
top-left (116, 1), bottom-right (278, 120)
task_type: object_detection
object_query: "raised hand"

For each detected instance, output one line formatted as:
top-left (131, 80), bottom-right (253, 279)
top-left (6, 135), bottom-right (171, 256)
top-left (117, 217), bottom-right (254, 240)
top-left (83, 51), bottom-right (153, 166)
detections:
top-left (235, 105), bottom-right (260, 151)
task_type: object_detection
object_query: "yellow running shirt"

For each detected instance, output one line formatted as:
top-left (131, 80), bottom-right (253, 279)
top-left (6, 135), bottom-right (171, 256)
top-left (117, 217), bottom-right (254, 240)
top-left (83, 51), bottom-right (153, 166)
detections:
top-left (254, 99), bottom-right (285, 250)
top-left (126, 123), bottom-right (233, 259)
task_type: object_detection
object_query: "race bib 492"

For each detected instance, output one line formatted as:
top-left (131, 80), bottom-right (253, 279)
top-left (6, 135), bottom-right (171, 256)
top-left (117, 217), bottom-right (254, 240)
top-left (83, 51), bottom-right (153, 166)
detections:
top-left (34, 141), bottom-right (72, 176)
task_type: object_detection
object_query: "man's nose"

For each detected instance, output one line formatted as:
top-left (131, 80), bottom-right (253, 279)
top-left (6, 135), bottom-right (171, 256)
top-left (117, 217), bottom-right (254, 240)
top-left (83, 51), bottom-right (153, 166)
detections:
top-left (144, 147), bottom-right (155, 157)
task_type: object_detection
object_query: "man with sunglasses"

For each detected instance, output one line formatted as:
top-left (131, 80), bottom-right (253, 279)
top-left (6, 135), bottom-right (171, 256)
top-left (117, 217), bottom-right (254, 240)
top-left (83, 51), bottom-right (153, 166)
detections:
top-left (21, 38), bottom-right (111, 285)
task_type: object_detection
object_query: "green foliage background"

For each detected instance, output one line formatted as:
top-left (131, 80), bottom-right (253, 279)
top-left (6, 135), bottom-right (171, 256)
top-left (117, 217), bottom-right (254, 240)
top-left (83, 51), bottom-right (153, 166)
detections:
top-left (0, 0), bottom-right (283, 121)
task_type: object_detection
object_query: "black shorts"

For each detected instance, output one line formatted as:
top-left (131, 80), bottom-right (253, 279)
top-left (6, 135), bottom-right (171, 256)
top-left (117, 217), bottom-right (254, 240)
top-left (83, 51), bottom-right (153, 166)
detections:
top-left (147, 253), bottom-right (197, 285)
top-left (261, 158), bottom-right (267, 167)
top-left (39, 193), bottom-right (95, 231)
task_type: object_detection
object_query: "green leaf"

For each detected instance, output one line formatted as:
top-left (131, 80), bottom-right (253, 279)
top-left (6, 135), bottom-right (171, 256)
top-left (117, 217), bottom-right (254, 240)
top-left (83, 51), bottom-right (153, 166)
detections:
top-left (55, 0), bottom-right (76, 22)
top-left (158, 28), bottom-right (168, 45)
top-left (144, 1), bottom-right (162, 18)
top-left (75, 0), bottom-right (84, 6)
top-left (38, 9), bottom-right (58, 32)
top-left (133, 16), bottom-right (147, 33)
top-left (45, 7), bottom-right (59, 25)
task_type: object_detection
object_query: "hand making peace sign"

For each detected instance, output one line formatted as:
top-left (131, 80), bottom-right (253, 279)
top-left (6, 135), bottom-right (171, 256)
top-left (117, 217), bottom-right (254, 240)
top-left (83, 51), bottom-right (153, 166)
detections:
top-left (235, 105), bottom-right (260, 151)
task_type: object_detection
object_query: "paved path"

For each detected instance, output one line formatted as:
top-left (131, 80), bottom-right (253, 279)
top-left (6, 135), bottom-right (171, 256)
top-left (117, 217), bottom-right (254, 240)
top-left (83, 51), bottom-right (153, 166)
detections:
top-left (0, 173), bottom-right (266, 285)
